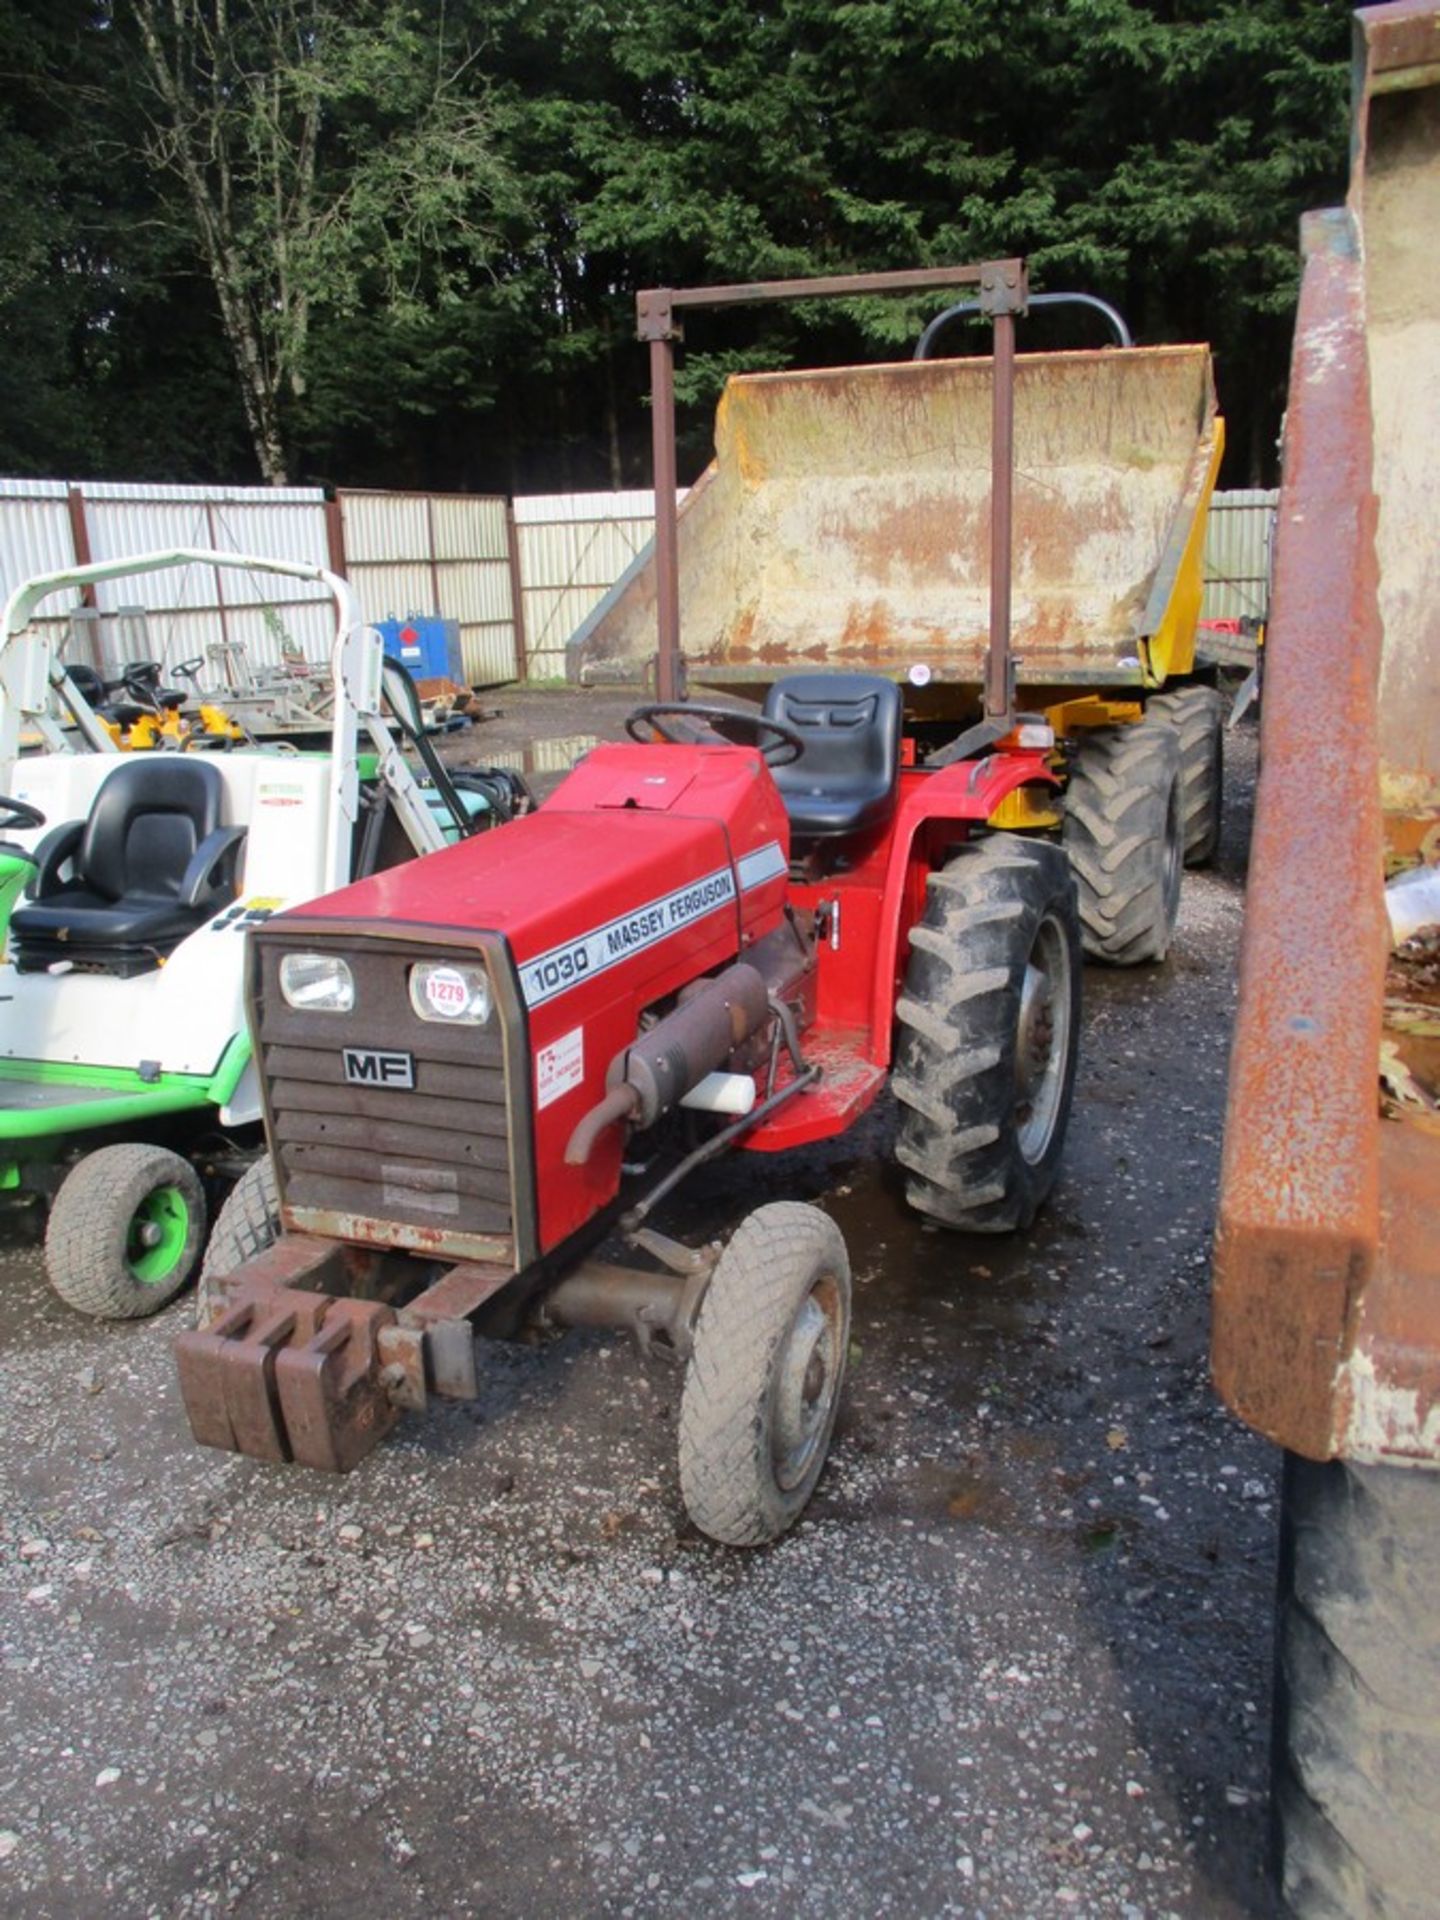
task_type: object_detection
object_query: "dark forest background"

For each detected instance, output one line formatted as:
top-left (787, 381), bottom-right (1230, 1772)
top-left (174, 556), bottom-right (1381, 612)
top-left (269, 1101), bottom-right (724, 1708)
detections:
top-left (0, 1), bottom-right (1354, 495)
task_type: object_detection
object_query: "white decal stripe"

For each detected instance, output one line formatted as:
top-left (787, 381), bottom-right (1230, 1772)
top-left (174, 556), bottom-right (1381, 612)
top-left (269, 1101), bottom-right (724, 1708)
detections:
top-left (737, 839), bottom-right (787, 891)
top-left (520, 863), bottom-right (737, 1008)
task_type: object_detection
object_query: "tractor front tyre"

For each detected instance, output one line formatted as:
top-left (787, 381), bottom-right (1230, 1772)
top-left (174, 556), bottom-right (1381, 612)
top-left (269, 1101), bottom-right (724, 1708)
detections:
top-left (1273, 1455), bottom-right (1440, 1919)
top-left (1146, 684), bottom-right (1224, 866)
top-left (45, 1143), bottom-right (206, 1319)
top-left (679, 1203), bottom-right (851, 1546)
top-left (195, 1154), bottom-right (280, 1326)
top-left (893, 833), bottom-right (1081, 1234)
top-left (1062, 721), bottom-right (1184, 963)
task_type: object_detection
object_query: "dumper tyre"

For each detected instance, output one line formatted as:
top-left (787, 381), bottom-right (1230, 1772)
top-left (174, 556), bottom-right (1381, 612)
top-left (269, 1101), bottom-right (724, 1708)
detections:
top-left (679, 1203), bottom-right (850, 1546)
top-left (1274, 1454), bottom-right (1440, 1920)
top-left (45, 1143), bottom-right (206, 1319)
top-left (1146, 684), bottom-right (1224, 866)
top-left (195, 1154), bottom-right (280, 1327)
top-left (1061, 722), bottom-right (1183, 963)
top-left (892, 833), bottom-right (1081, 1234)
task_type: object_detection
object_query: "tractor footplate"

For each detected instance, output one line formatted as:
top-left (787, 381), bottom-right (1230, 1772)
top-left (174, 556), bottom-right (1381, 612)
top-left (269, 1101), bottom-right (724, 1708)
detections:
top-left (176, 1285), bottom-right (400, 1471)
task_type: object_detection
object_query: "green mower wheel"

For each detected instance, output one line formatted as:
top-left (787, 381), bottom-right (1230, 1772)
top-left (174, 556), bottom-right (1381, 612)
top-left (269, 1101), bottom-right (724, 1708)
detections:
top-left (46, 1143), bottom-right (206, 1319)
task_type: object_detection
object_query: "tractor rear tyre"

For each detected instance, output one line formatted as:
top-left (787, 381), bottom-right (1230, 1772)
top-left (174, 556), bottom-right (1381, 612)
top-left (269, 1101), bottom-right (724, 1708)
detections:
top-left (195, 1153), bottom-right (280, 1326)
top-left (1062, 721), bottom-right (1184, 963)
top-left (1146, 684), bottom-right (1224, 866)
top-left (893, 832), bottom-right (1081, 1234)
top-left (45, 1142), bottom-right (206, 1319)
top-left (1273, 1454), bottom-right (1440, 1919)
top-left (679, 1203), bottom-right (850, 1546)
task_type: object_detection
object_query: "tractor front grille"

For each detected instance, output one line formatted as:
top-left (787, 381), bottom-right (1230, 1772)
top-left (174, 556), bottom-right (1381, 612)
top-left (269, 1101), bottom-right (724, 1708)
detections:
top-left (251, 931), bottom-right (533, 1265)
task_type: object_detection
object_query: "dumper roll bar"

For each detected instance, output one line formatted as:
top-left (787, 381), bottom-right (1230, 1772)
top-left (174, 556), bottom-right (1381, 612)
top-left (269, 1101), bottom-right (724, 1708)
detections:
top-left (636, 259), bottom-right (1030, 717)
top-left (914, 290), bottom-right (1133, 359)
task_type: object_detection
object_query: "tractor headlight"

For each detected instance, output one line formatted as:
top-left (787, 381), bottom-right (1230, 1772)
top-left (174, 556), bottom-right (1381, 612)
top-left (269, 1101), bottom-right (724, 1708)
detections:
top-left (409, 960), bottom-right (492, 1026)
top-left (279, 952), bottom-right (355, 1013)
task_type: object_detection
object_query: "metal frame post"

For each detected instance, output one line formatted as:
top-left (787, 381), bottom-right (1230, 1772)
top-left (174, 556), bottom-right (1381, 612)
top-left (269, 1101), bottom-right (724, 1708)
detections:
top-left (978, 260), bottom-right (1028, 722)
top-left (987, 314), bottom-right (1017, 719)
top-left (644, 312), bottom-right (682, 703)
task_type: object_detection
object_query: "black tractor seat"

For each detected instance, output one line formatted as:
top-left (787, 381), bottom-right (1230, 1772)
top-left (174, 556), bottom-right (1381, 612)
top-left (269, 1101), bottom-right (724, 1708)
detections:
top-left (761, 673), bottom-right (904, 842)
top-left (10, 757), bottom-right (246, 977)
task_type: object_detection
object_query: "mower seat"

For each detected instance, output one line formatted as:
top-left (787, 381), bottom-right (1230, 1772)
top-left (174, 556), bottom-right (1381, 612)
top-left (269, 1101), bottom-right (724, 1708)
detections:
top-left (11, 757), bottom-right (246, 977)
top-left (65, 664), bottom-right (108, 708)
top-left (762, 673), bottom-right (904, 842)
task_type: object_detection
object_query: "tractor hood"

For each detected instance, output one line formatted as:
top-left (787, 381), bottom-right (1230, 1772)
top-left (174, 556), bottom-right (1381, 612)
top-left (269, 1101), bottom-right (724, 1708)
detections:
top-left (285, 742), bottom-right (792, 1013)
top-left (249, 741), bottom-right (793, 1261)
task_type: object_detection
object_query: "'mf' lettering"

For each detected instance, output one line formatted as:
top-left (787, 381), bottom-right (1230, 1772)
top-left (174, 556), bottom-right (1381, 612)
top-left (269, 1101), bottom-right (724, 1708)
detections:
top-left (342, 1047), bottom-right (415, 1090)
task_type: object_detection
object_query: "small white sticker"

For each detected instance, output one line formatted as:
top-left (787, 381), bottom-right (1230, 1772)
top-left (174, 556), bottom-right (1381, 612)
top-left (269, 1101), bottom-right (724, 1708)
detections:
top-left (536, 1027), bottom-right (585, 1109)
top-left (423, 965), bottom-right (471, 1018)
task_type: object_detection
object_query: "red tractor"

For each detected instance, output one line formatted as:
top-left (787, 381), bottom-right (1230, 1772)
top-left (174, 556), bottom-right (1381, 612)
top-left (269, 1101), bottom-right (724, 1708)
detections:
top-left (177, 680), bottom-right (1080, 1542)
top-left (176, 258), bottom-right (1117, 1543)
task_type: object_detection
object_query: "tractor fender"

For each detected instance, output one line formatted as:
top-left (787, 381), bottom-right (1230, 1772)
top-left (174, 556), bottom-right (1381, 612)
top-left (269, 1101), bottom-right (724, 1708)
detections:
top-left (867, 748), bottom-right (1057, 1064)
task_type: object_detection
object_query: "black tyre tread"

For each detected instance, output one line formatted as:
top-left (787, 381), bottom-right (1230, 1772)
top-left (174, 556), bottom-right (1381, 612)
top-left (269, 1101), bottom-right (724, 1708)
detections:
top-left (1061, 722), bottom-right (1182, 963)
top-left (679, 1203), bottom-right (849, 1547)
top-left (196, 1155), bottom-right (280, 1326)
top-left (45, 1143), bottom-right (207, 1320)
top-left (893, 832), bottom-right (1081, 1234)
top-left (1147, 684), bottom-right (1224, 866)
top-left (1275, 1456), bottom-right (1440, 1919)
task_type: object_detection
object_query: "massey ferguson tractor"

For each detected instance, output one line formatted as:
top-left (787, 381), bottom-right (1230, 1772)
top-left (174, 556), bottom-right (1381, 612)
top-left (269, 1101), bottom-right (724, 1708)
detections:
top-left (177, 257), bottom-right (1209, 1543)
top-left (177, 259), bottom-right (1221, 1543)
top-left (176, 684), bottom-right (1079, 1543)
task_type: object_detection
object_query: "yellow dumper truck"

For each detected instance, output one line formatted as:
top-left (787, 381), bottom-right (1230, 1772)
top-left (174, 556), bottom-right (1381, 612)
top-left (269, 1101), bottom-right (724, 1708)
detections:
top-left (572, 268), bottom-right (1225, 964)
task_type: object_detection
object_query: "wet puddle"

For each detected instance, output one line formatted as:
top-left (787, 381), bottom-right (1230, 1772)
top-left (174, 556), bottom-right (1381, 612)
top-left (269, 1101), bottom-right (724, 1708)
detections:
top-left (474, 734), bottom-right (600, 778)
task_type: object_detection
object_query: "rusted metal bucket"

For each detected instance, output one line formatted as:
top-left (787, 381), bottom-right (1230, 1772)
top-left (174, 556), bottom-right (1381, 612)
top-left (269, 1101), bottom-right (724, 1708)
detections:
top-left (573, 345), bottom-right (1220, 690)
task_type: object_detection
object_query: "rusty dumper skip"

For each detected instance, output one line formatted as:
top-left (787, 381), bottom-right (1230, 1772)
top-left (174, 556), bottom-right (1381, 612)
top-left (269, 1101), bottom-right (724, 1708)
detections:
top-left (1212, 3), bottom-right (1440, 1912)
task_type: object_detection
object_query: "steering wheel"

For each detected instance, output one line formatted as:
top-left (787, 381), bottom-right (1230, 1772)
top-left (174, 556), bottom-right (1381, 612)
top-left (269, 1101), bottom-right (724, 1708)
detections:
top-left (171, 656), bottom-right (206, 687)
top-left (0, 794), bottom-right (45, 835)
top-left (625, 702), bottom-right (807, 767)
top-left (112, 661), bottom-right (164, 710)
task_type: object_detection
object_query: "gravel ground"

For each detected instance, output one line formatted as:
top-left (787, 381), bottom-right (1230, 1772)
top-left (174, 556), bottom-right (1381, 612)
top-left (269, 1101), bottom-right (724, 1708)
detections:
top-left (0, 698), bottom-right (1278, 1919)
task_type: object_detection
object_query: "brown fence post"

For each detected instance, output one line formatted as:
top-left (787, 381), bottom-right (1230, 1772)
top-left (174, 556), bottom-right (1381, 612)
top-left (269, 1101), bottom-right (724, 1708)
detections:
top-left (424, 494), bottom-right (443, 614)
top-left (324, 496), bottom-right (348, 577)
top-left (65, 485), bottom-right (97, 608)
top-left (504, 499), bottom-right (529, 681)
top-left (202, 498), bottom-right (233, 652)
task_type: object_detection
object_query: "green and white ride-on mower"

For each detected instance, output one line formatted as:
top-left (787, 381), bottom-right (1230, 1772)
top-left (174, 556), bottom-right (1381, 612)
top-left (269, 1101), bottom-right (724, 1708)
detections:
top-left (0, 547), bottom-right (525, 1319)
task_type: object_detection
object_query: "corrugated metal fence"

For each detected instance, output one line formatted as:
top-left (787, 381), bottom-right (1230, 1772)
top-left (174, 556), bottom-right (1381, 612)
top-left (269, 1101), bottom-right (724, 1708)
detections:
top-left (1201, 488), bottom-right (1276, 623)
top-left (0, 478), bottom-right (336, 675)
top-left (514, 490), bottom-right (664, 680)
top-left (336, 489), bottom-right (521, 684)
top-left (0, 477), bottom-right (1275, 684)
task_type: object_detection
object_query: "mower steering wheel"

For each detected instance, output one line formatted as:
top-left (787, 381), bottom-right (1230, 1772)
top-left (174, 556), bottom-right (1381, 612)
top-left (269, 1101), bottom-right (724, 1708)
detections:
top-left (171, 656), bottom-right (206, 687)
top-left (0, 794), bottom-right (45, 835)
top-left (624, 702), bottom-right (806, 767)
top-left (114, 661), bottom-right (163, 707)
